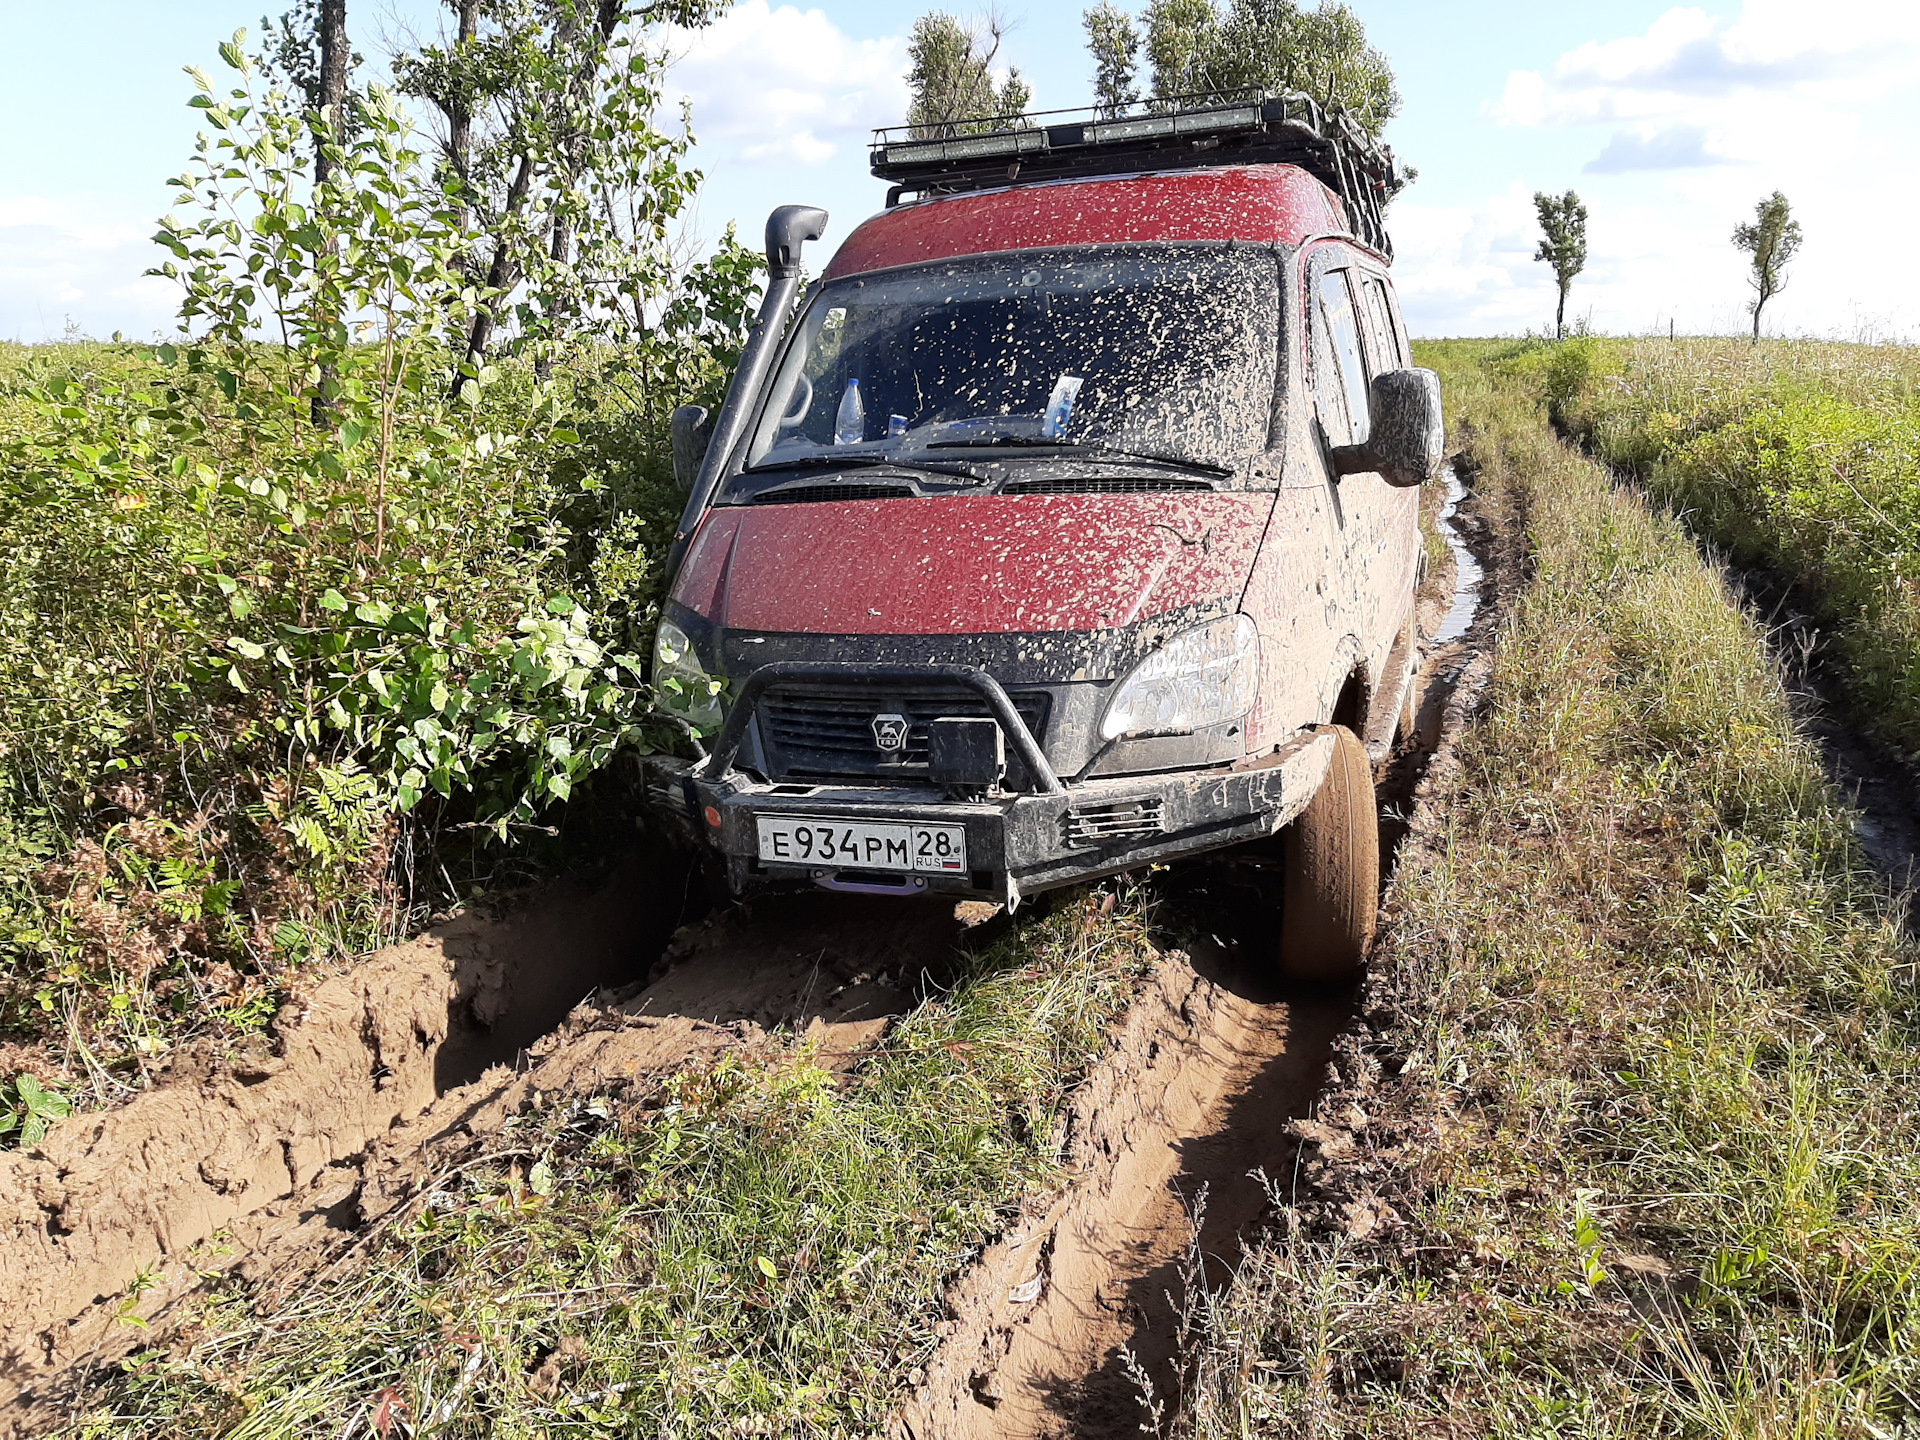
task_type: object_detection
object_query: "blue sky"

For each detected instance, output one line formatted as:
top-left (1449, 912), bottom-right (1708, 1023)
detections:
top-left (4, 0), bottom-right (1917, 340)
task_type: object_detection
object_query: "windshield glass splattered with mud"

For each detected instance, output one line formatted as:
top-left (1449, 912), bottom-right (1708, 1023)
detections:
top-left (733, 246), bottom-right (1279, 489)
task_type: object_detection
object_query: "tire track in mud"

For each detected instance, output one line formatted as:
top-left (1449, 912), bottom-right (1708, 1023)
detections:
top-left (0, 877), bottom-right (996, 1429)
top-left (899, 466), bottom-right (1508, 1440)
top-left (1722, 568), bottom-right (1920, 896)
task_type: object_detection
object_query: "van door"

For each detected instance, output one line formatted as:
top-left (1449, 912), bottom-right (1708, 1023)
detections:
top-left (1308, 255), bottom-right (1417, 719)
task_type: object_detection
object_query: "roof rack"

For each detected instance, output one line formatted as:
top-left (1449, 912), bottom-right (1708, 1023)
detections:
top-left (870, 89), bottom-right (1402, 259)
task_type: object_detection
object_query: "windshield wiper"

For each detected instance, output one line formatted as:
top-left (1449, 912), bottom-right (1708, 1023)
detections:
top-left (742, 454), bottom-right (995, 483)
top-left (925, 436), bottom-right (1232, 477)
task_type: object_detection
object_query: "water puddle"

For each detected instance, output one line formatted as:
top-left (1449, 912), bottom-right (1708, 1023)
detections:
top-left (1435, 464), bottom-right (1484, 644)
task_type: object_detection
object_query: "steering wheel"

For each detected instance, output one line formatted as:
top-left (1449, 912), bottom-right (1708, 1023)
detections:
top-left (780, 372), bottom-right (814, 428)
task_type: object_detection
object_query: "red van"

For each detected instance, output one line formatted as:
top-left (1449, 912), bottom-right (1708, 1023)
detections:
top-left (646, 94), bottom-right (1442, 980)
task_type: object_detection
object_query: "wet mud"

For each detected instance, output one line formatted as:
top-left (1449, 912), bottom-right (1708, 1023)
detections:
top-left (0, 865), bottom-right (993, 1428)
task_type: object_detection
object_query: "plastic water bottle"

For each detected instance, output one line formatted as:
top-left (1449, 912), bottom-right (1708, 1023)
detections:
top-left (1041, 374), bottom-right (1083, 440)
top-left (835, 377), bottom-right (865, 445)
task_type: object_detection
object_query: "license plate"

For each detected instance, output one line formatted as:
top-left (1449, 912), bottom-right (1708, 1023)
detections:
top-left (755, 815), bottom-right (968, 874)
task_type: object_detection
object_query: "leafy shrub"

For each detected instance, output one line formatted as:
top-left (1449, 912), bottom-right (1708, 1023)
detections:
top-left (0, 35), bottom-right (761, 1099)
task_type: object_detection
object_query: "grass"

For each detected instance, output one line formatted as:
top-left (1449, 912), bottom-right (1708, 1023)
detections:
top-left (1514, 335), bottom-right (1920, 750)
top-left (57, 885), bottom-right (1159, 1438)
top-left (1177, 340), bottom-right (1920, 1437)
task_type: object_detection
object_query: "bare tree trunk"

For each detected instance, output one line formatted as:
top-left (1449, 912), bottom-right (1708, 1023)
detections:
top-left (448, 0), bottom-right (480, 243)
top-left (1752, 297), bottom-right (1763, 344)
top-left (1555, 282), bottom-right (1567, 341)
top-left (314, 0), bottom-right (350, 185)
top-left (453, 152), bottom-right (537, 400)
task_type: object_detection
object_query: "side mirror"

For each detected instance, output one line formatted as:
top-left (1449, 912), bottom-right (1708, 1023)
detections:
top-left (670, 404), bottom-right (713, 494)
top-left (1331, 367), bottom-right (1444, 488)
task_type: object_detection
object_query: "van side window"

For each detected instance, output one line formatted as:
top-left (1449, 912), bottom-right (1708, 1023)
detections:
top-left (1359, 278), bottom-right (1405, 372)
top-left (1363, 276), bottom-right (1407, 368)
top-left (1316, 269), bottom-right (1372, 445)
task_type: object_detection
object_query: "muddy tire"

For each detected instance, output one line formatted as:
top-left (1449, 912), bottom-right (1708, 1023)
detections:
top-left (1278, 725), bottom-right (1379, 984)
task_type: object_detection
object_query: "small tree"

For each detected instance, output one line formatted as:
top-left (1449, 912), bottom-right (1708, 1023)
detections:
top-left (391, 1), bottom-right (723, 396)
top-left (1128, 0), bottom-right (1398, 139)
top-left (906, 12), bottom-right (1032, 138)
top-left (1733, 191), bottom-right (1802, 343)
top-left (1533, 189), bottom-right (1587, 341)
top-left (1084, 1), bottom-right (1141, 116)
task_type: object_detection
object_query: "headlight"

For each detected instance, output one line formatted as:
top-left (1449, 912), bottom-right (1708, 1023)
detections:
top-left (1100, 614), bottom-right (1260, 741)
top-left (652, 619), bottom-right (724, 728)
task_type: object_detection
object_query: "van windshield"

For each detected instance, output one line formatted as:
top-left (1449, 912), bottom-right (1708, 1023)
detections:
top-left (735, 245), bottom-right (1278, 488)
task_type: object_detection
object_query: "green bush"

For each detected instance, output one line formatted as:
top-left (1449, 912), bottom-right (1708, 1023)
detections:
top-left (0, 40), bottom-right (760, 1099)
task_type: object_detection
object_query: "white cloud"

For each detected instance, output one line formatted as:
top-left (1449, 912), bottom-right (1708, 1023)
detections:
top-left (1494, 1), bottom-right (1920, 129)
top-left (0, 196), bottom-right (176, 341)
top-left (1584, 123), bottom-right (1727, 173)
top-left (662, 0), bottom-right (909, 171)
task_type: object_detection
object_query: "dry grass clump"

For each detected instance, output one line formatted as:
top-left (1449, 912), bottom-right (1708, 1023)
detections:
top-left (1177, 342), bottom-right (1920, 1438)
top-left (57, 886), bottom-right (1157, 1438)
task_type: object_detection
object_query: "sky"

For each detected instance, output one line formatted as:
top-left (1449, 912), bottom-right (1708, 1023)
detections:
top-left (3, 0), bottom-right (1917, 341)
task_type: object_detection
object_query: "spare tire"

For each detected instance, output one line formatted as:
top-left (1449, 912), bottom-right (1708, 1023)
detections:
top-left (1278, 725), bottom-right (1379, 983)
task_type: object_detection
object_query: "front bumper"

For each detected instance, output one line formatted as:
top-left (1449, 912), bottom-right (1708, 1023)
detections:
top-left (645, 726), bottom-right (1335, 905)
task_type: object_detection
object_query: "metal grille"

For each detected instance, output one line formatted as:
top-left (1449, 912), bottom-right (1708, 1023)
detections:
top-left (1062, 797), bottom-right (1167, 848)
top-left (753, 483), bottom-right (917, 504)
top-left (759, 681), bottom-right (1049, 788)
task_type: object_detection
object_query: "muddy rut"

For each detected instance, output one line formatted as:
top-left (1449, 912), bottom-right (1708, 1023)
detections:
top-left (3, 472), bottom-right (1500, 1436)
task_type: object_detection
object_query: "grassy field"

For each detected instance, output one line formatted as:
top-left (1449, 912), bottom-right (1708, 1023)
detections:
top-left (1179, 340), bottom-right (1920, 1436)
top-left (1520, 336), bottom-right (1920, 749)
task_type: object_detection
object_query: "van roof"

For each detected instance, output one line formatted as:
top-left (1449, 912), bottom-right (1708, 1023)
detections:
top-left (822, 165), bottom-right (1359, 281)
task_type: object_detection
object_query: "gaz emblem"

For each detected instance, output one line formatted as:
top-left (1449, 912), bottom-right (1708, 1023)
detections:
top-left (871, 714), bottom-right (910, 754)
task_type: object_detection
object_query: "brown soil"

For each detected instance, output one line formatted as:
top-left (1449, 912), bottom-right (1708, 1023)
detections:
top-left (897, 945), bottom-right (1348, 1440)
top-left (0, 857), bottom-right (991, 1430)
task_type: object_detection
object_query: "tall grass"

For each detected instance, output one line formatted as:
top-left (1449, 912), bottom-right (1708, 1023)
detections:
top-left (1178, 341), bottom-right (1920, 1437)
top-left (1520, 336), bottom-right (1920, 748)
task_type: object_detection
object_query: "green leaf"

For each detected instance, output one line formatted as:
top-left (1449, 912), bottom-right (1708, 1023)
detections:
top-left (528, 1160), bottom-right (555, 1196)
top-left (319, 589), bottom-right (349, 612)
top-left (339, 419), bottom-right (368, 450)
top-left (755, 1255), bottom-right (778, 1280)
top-left (228, 637), bottom-right (266, 661)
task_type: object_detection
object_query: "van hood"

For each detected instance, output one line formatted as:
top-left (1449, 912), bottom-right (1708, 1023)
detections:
top-left (671, 493), bottom-right (1273, 638)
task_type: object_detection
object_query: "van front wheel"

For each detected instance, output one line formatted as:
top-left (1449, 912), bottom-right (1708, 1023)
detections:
top-left (1277, 725), bottom-right (1379, 984)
